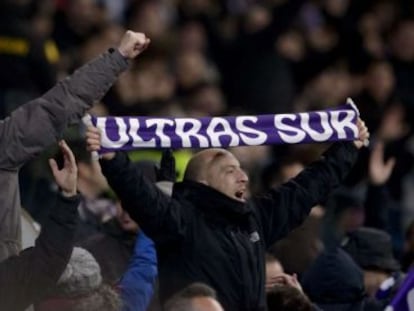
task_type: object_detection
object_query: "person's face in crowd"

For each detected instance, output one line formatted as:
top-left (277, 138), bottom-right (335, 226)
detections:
top-left (266, 260), bottom-right (284, 279)
top-left (324, 0), bottom-right (350, 17)
top-left (243, 5), bottom-right (271, 34)
top-left (116, 58), bottom-right (175, 105)
top-left (363, 270), bottom-right (390, 297)
top-left (178, 21), bottom-right (207, 53)
top-left (68, 0), bottom-right (102, 31)
top-left (265, 259), bottom-right (285, 292)
top-left (129, 0), bottom-right (169, 39)
top-left (187, 84), bottom-right (226, 117)
top-left (276, 30), bottom-right (305, 62)
top-left (203, 151), bottom-right (249, 202)
top-left (365, 62), bottom-right (395, 102)
top-left (391, 20), bottom-right (414, 62)
top-left (175, 51), bottom-right (210, 89)
top-left (307, 69), bottom-right (351, 107)
top-left (191, 297), bottom-right (224, 311)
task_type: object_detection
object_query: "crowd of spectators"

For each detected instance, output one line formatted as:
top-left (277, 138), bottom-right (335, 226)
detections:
top-left (1, 0), bottom-right (414, 310)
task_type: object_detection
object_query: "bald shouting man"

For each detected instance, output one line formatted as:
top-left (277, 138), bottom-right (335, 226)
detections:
top-left (87, 119), bottom-right (369, 311)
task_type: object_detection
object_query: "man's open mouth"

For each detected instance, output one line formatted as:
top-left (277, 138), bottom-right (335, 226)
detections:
top-left (235, 190), bottom-right (245, 200)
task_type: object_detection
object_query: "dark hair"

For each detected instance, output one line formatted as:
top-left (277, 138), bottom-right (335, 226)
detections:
top-left (72, 285), bottom-right (121, 311)
top-left (164, 283), bottom-right (218, 311)
top-left (267, 286), bottom-right (313, 311)
top-left (176, 282), bottom-right (217, 299)
top-left (35, 285), bottom-right (120, 311)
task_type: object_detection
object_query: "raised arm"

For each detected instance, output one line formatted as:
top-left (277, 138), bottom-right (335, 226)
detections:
top-left (99, 152), bottom-right (188, 244)
top-left (255, 119), bottom-right (369, 247)
top-left (0, 31), bottom-right (150, 170)
top-left (365, 141), bottom-right (395, 230)
top-left (87, 127), bottom-right (188, 244)
top-left (0, 140), bottom-right (80, 310)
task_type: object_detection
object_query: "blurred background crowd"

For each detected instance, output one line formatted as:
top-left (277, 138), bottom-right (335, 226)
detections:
top-left (2, 0), bottom-right (414, 310)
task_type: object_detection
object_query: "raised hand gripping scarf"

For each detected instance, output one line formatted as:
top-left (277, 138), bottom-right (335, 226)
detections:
top-left (87, 99), bottom-right (361, 153)
top-left (385, 269), bottom-right (414, 311)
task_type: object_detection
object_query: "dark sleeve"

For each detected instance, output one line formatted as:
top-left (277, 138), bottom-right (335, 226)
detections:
top-left (0, 193), bottom-right (80, 310)
top-left (253, 142), bottom-right (359, 247)
top-left (100, 152), bottom-right (189, 244)
top-left (0, 49), bottom-right (128, 170)
top-left (364, 184), bottom-right (390, 230)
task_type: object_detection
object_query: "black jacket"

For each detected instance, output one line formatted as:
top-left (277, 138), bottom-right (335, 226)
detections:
top-left (0, 193), bottom-right (80, 311)
top-left (101, 142), bottom-right (358, 311)
top-left (302, 247), bottom-right (366, 311)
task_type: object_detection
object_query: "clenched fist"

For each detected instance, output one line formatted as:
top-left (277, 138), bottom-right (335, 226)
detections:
top-left (117, 30), bottom-right (150, 59)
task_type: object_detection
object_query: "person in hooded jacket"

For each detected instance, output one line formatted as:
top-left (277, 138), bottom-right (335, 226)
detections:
top-left (86, 119), bottom-right (369, 311)
top-left (0, 30), bottom-right (150, 263)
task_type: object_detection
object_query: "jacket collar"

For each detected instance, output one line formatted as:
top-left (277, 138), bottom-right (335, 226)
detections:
top-left (173, 180), bottom-right (252, 223)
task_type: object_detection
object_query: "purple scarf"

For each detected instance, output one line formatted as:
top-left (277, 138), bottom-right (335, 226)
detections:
top-left (385, 269), bottom-right (414, 311)
top-left (87, 102), bottom-right (359, 152)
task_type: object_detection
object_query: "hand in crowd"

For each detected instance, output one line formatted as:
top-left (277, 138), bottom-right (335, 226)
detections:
top-left (266, 273), bottom-right (303, 293)
top-left (48, 140), bottom-right (78, 197)
top-left (353, 118), bottom-right (370, 149)
top-left (118, 30), bottom-right (150, 59)
top-left (86, 126), bottom-right (115, 160)
top-left (369, 141), bottom-right (396, 185)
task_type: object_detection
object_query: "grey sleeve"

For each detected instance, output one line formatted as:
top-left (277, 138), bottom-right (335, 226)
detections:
top-left (0, 49), bottom-right (128, 169)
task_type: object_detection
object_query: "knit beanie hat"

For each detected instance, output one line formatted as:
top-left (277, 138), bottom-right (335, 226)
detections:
top-left (56, 247), bottom-right (102, 297)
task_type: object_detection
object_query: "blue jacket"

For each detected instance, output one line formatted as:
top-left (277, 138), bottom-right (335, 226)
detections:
top-left (119, 231), bottom-right (157, 311)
